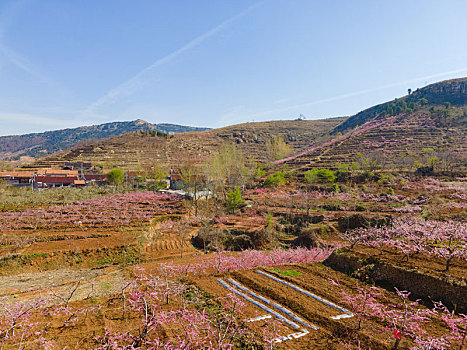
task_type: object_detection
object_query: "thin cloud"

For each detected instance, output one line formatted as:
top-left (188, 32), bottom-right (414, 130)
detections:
top-left (83, 1), bottom-right (265, 118)
top-left (0, 43), bottom-right (55, 85)
top-left (243, 68), bottom-right (467, 120)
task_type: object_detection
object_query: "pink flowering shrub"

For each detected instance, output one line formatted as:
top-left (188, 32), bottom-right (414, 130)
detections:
top-left (96, 269), bottom-right (279, 349)
top-left (330, 279), bottom-right (382, 331)
top-left (392, 205), bottom-right (423, 213)
top-left (342, 217), bottom-right (467, 270)
top-left (0, 297), bottom-right (51, 349)
top-left (402, 178), bottom-right (467, 194)
top-left (331, 282), bottom-right (459, 349)
top-left (383, 288), bottom-right (434, 350)
top-left (0, 192), bottom-right (183, 231)
top-left (152, 247), bottom-right (333, 278)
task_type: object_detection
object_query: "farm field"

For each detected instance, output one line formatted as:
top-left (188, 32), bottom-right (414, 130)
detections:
top-left (2, 3), bottom-right (467, 348)
top-left (0, 171), bottom-right (465, 349)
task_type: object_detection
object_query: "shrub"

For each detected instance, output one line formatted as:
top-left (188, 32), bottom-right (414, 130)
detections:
top-left (335, 170), bottom-right (349, 182)
top-left (225, 234), bottom-right (252, 251)
top-left (377, 173), bottom-right (394, 185)
top-left (263, 172), bottom-right (286, 188)
top-left (193, 227), bottom-right (228, 251)
top-left (337, 213), bottom-right (392, 231)
top-left (251, 228), bottom-right (276, 249)
top-left (330, 183), bottom-right (340, 193)
top-left (225, 187), bottom-right (243, 212)
top-left (304, 168), bottom-right (336, 183)
top-left (106, 168), bottom-right (124, 185)
top-left (356, 204), bottom-right (366, 212)
top-left (253, 165), bottom-right (265, 179)
top-left (294, 227), bottom-right (322, 248)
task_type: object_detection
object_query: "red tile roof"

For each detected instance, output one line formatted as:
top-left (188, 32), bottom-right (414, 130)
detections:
top-left (35, 176), bottom-right (77, 184)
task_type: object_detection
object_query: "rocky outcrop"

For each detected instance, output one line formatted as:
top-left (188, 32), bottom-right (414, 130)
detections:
top-left (412, 77), bottom-right (467, 106)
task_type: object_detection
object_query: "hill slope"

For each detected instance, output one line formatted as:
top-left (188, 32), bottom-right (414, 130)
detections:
top-left (28, 118), bottom-right (345, 170)
top-left (0, 120), bottom-right (209, 160)
top-left (332, 77), bottom-right (467, 134)
top-left (278, 78), bottom-right (467, 171)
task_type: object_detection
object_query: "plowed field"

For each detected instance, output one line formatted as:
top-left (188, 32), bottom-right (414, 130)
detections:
top-left (190, 264), bottom-right (405, 349)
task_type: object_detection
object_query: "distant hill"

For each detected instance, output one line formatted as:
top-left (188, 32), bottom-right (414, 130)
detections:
top-left (278, 77), bottom-right (467, 171)
top-left (13, 78), bottom-right (467, 172)
top-left (0, 120), bottom-right (209, 160)
top-left (332, 77), bottom-right (467, 134)
top-left (27, 118), bottom-right (345, 170)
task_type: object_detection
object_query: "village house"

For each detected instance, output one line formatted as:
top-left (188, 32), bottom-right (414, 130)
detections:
top-left (0, 168), bottom-right (107, 189)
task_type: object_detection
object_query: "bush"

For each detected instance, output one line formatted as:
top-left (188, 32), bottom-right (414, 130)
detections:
top-left (225, 187), bottom-right (243, 212)
top-left (330, 183), bottom-right (340, 193)
top-left (355, 171), bottom-right (375, 183)
top-left (193, 227), bottom-right (270, 251)
top-left (225, 234), bottom-right (252, 251)
top-left (356, 204), bottom-right (366, 212)
top-left (253, 166), bottom-right (265, 179)
top-left (377, 173), bottom-right (394, 185)
top-left (293, 227), bottom-right (322, 248)
top-left (106, 168), bottom-right (124, 185)
top-left (192, 227), bottom-right (228, 251)
top-left (251, 228), bottom-right (276, 249)
top-left (335, 170), bottom-right (350, 182)
top-left (263, 172), bottom-right (286, 188)
top-left (337, 213), bottom-right (392, 232)
top-left (304, 168), bottom-right (336, 183)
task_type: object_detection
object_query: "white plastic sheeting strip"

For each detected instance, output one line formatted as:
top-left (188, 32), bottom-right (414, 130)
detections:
top-left (217, 279), bottom-right (301, 330)
top-left (245, 314), bottom-right (272, 322)
top-left (256, 270), bottom-right (354, 319)
top-left (227, 278), bottom-right (318, 330)
top-left (275, 328), bottom-right (309, 343)
top-left (330, 313), bottom-right (354, 320)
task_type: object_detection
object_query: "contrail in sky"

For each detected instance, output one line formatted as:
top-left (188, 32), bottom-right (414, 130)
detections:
top-left (0, 43), bottom-right (55, 84)
top-left (83, 1), bottom-right (265, 117)
top-left (243, 67), bottom-right (467, 119)
top-left (0, 0), bottom-right (62, 89)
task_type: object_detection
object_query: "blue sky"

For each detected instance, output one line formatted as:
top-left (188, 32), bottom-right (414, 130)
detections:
top-left (1, 0), bottom-right (467, 136)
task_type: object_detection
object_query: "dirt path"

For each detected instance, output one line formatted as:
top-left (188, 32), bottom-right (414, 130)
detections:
top-left (0, 265), bottom-right (130, 306)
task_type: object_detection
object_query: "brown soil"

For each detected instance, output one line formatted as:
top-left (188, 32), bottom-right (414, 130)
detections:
top-left (0, 266), bottom-right (129, 304)
top-left (325, 247), bottom-right (467, 313)
top-left (351, 245), bottom-right (467, 280)
top-left (188, 262), bottom-right (451, 350)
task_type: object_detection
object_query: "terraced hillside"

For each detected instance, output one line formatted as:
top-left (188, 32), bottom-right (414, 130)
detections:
top-left (332, 77), bottom-right (467, 134)
top-left (29, 118), bottom-right (345, 169)
top-left (279, 78), bottom-right (467, 171)
top-left (0, 119), bottom-right (209, 160)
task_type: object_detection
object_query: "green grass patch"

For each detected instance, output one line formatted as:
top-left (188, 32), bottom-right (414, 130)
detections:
top-left (268, 268), bottom-right (302, 276)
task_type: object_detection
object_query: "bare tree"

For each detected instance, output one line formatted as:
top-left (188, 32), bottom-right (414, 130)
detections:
top-left (180, 161), bottom-right (204, 216)
top-left (138, 225), bottom-right (163, 262)
top-left (265, 135), bottom-right (292, 162)
top-left (205, 143), bottom-right (251, 200)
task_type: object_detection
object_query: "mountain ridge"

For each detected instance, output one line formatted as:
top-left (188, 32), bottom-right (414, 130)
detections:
top-left (5, 77), bottom-right (466, 172)
top-left (0, 120), bottom-right (210, 160)
top-left (332, 77), bottom-right (467, 134)
top-left (26, 118), bottom-right (345, 170)
top-left (281, 78), bottom-right (467, 171)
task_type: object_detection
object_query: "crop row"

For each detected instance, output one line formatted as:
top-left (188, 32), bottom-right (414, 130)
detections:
top-left (0, 192), bottom-right (183, 231)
